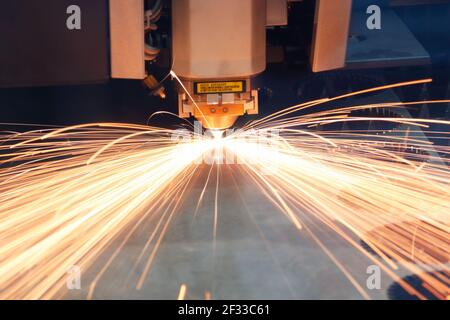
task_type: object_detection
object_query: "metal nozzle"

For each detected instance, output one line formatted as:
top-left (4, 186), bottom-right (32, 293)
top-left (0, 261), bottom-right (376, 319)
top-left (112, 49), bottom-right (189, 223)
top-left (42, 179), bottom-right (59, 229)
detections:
top-left (195, 115), bottom-right (238, 130)
top-left (210, 129), bottom-right (225, 139)
top-left (193, 104), bottom-right (244, 130)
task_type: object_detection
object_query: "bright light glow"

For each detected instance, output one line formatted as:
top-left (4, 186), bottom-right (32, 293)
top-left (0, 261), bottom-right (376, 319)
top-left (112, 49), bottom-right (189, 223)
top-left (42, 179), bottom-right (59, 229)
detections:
top-left (0, 79), bottom-right (449, 299)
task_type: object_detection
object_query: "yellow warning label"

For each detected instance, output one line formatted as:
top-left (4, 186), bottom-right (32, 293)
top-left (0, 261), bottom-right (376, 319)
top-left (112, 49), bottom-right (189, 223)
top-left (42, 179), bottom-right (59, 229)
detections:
top-left (195, 81), bottom-right (245, 94)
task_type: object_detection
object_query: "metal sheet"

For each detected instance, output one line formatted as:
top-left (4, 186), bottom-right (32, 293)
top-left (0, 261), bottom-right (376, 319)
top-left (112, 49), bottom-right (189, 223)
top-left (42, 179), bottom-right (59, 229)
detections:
top-left (63, 166), bottom-right (391, 299)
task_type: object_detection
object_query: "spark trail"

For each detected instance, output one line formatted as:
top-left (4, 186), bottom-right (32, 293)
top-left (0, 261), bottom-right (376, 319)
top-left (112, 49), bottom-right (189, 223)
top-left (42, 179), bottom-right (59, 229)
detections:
top-left (0, 79), bottom-right (449, 299)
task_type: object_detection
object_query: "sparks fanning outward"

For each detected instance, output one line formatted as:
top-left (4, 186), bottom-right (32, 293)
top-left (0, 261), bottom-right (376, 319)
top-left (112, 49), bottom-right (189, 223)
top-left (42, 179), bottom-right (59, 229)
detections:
top-left (0, 79), bottom-right (449, 299)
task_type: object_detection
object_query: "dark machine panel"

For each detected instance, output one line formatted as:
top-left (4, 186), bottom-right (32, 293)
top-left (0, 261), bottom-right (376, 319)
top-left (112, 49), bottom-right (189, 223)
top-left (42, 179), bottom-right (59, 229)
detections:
top-left (0, 0), bottom-right (109, 87)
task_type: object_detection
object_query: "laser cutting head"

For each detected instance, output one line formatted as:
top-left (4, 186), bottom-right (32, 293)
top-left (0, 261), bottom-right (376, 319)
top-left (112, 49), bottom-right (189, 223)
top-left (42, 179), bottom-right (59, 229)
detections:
top-left (177, 86), bottom-right (259, 130)
top-left (171, 0), bottom-right (265, 130)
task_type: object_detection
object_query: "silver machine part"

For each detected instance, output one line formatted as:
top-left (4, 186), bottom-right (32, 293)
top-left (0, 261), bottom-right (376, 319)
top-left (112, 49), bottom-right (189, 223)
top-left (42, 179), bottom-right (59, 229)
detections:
top-left (172, 0), bottom-right (267, 129)
top-left (171, 0), bottom-right (266, 79)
